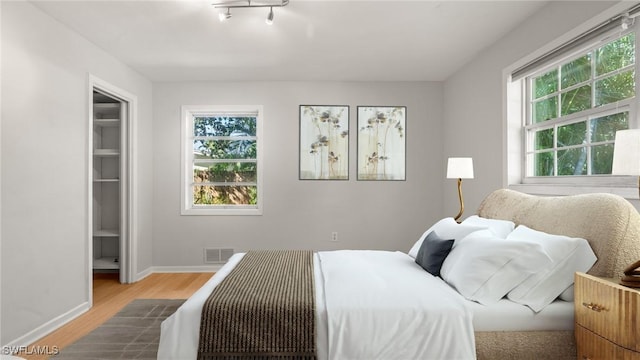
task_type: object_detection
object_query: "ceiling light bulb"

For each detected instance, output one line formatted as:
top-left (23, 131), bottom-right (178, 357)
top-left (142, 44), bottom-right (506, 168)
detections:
top-left (266, 7), bottom-right (274, 25)
top-left (219, 8), bottom-right (231, 22)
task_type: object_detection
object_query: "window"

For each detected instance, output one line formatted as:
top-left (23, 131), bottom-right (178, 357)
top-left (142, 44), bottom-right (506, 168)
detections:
top-left (506, 6), bottom-right (640, 196)
top-left (524, 33), bottom-right (635, 178)
top-left (181, 105), bottom-right (263, 215)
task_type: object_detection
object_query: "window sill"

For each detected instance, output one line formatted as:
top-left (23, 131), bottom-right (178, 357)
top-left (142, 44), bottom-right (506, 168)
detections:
top-left (508, 183), bottom-right (639, 200)
top-left (181, 208), bottom-right (263, 216)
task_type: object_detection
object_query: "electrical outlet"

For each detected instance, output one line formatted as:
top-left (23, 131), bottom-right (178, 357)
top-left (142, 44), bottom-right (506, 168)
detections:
top-left (331, 232), bottom-right (338, 242)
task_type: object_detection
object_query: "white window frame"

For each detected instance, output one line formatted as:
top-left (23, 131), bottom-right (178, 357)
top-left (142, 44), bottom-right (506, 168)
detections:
top-left (505, 5), bottom-right (640, 199)
top-left (181, 105), bottom-right (263, 215)
top-left (524, 33), bottom-right (635, 176)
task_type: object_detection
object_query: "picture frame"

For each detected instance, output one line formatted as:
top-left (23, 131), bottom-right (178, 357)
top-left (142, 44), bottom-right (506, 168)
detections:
top-left (299, 105), bottom-right (350, 180)
top-left (357, 106), bottom-right (406, 181)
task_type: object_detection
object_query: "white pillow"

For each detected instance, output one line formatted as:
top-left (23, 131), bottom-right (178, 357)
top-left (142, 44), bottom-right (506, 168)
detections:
top-left (506, 225), bottom-right (597, 312)
top-left (461, 215), bottom-right (515, 238)
top-left (440, 230), bottom-right (552, 305)
top-left (408, 217), bottom-right (486, 259)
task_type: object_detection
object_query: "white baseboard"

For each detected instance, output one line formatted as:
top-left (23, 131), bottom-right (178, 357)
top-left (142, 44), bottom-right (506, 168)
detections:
top-left (134, 267), bottom-right (153, 282)
top-left (3, 302), bottom-right (90, 352)
top-left (134, 266), bottom-right (218, 281)
top-left (149, 265), bottom-right (221, 273)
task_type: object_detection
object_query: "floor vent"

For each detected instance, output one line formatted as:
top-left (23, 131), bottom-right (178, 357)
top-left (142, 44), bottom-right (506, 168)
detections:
top-left (204, 248), bottom-right (234, 264)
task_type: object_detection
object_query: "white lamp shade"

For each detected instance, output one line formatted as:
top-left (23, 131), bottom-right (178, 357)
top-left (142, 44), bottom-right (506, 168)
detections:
top-left (612, 129), bottom-right (640, 176)
top-left (447, 157), bottom-right (474, 179)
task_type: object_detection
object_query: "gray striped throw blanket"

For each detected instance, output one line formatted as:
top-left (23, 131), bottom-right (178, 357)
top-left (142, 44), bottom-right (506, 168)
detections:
top-left (197, 250), bottom-right (316, 360)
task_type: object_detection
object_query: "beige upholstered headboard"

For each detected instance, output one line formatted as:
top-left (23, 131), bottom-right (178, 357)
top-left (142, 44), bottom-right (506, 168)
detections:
top-left (477, 189), bottom-right (640, 279)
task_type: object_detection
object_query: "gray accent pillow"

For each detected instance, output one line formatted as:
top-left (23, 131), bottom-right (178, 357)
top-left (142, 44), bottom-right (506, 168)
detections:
top-left (415, 231), bottom-right (454, 277)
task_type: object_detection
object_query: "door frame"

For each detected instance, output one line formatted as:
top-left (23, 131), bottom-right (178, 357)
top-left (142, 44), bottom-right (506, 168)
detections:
top-left (87, 74), bottom-right (138, 305)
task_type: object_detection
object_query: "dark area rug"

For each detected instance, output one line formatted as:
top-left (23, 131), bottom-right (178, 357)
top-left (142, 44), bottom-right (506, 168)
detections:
top-left (52, 299), bottom-right (185, 360)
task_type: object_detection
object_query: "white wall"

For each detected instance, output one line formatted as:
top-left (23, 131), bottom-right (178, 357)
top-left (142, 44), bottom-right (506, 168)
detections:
top-left (3, 0), bottom-right (628, 348)
top-left (152, 81), bottom-right (443, 267)
top-left (442, 1), bottom-right (620, 216)
top-left (0, 1), bottom-right (153, 345)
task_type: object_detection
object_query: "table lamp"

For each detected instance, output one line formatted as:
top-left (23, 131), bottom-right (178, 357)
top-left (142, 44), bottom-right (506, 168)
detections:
top-left (612, 129), bottom-right (640, 288)
top-left (447, 157), bottom-right (474, 223)
top-left (612, 128), bottom-right (640, 197)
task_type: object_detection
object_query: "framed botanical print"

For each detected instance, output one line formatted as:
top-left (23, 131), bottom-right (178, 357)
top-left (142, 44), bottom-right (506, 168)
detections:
top-left (357, 106), bottom-right (406, 180)
top-left (299, 105), bottom-right (349, 180)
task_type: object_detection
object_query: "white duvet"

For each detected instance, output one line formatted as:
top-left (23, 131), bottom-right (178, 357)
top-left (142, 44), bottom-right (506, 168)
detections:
top-left (158, 250), bottom-right (476, 360)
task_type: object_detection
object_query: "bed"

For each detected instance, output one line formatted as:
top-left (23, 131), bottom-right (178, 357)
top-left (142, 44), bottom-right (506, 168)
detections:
top-left (158, 189), bottom-right (640, 360)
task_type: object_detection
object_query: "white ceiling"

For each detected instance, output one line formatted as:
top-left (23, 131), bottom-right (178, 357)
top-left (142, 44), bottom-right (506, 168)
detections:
top-left (31, 0), bottom-right (548, 82)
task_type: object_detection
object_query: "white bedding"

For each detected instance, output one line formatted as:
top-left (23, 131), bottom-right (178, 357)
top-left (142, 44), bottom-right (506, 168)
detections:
top-left (319, 250), bottom-right (475, 360)
top-left (158, 250), bottom-right (570, 360)
top-left (470, 298), bottom-right (574, 331)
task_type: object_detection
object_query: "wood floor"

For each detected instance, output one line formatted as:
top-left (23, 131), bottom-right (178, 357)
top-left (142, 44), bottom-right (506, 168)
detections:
top-left (19, 272), bottom-right (212, 360)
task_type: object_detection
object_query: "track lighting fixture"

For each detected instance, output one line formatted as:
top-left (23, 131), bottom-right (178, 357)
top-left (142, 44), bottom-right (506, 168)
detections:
top-left (218, 8), bottom-right (232, 22)
top-left (266, 7), bottom-right (274, 25)
top-left (213, 0), bottom-right (289, 24)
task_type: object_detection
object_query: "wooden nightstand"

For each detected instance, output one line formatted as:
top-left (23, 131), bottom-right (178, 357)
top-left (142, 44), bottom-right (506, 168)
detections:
top-left (574, 272), bottom-right (640, 360)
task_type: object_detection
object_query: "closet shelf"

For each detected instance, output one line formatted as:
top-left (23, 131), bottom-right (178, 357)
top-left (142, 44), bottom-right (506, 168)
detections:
top-left (94, 149), bottom-right (120, 156)
top-left (93, 257), bottom-right (120, 270)
top-left (94, 178), bottom-right (119, 183)
top-left (94, 229), bottom-right (119, 237)
top-left (94, 103), bottom-right (119, 109)
top-left (94, 119), bottom-right (120, 127)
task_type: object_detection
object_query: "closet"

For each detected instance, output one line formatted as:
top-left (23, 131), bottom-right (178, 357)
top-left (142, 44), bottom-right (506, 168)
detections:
top-left (91, 90), bottom-right (128, 282)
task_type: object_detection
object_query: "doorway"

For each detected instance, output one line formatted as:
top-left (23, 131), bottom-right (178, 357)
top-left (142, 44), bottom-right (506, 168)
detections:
top-left (88, 75), bottom-right (137, 302)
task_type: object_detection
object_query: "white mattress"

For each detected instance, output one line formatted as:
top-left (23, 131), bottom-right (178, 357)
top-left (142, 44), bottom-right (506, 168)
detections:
top-left (469, 298), bottom-right (574, 331)
top-left (158, 251), bottom-right (573, 359)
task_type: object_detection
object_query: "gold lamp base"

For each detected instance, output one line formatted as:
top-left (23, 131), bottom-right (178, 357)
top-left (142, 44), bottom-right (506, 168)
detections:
top-left (453, 178), bottom-right (464, 223)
